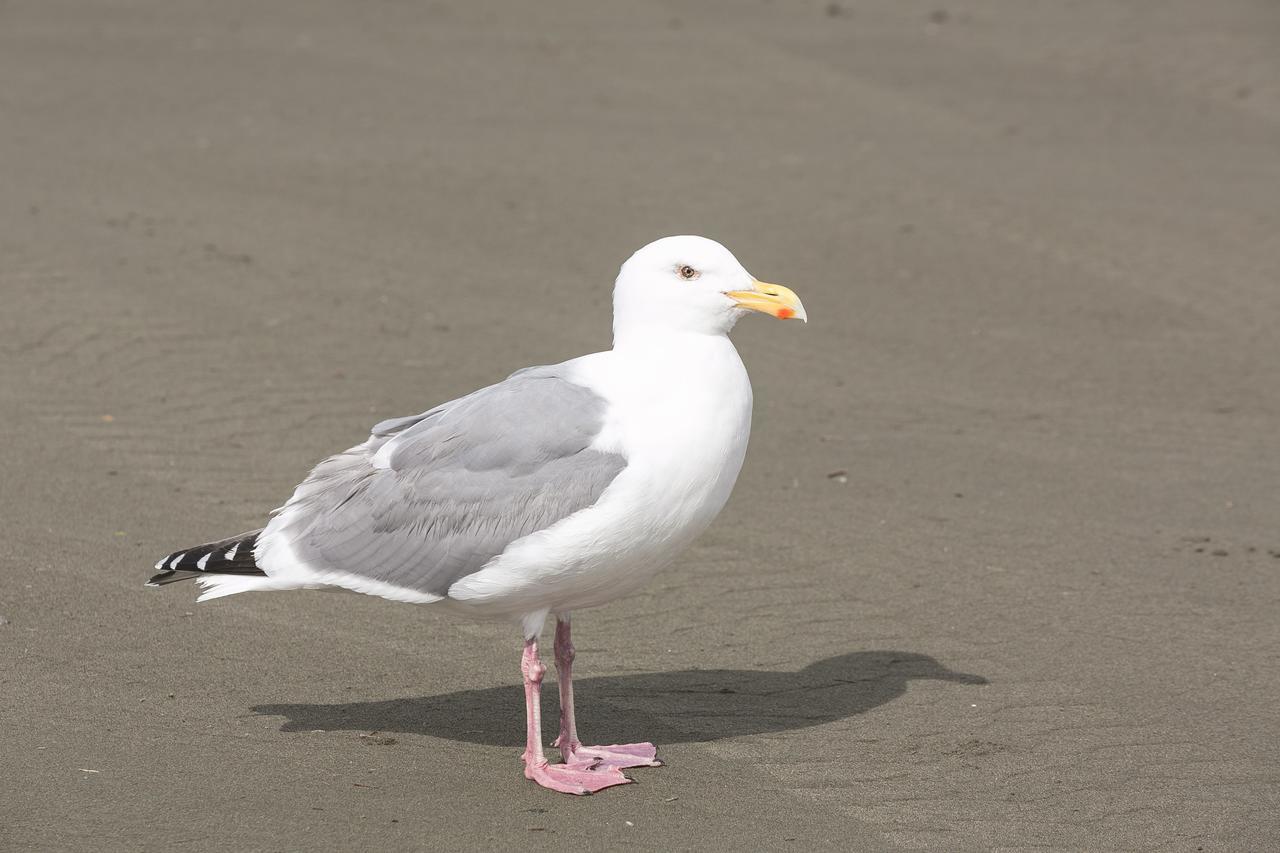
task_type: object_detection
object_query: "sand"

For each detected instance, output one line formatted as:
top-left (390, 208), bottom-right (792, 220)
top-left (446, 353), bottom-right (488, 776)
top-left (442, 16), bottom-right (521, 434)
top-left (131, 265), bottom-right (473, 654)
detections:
top-left (2, 1), bottom-right (1278, 849)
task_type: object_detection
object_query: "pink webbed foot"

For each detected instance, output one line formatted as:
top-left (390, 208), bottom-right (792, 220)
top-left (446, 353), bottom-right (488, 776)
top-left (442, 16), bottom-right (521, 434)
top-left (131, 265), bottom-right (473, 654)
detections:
top-left (523, 758), bottom-right (631, 796)
top-left (562, 741), bottom-right (662, 771)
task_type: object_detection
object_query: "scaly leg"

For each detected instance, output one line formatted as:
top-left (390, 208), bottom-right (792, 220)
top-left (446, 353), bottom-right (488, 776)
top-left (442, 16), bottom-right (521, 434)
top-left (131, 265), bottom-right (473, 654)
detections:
top-left (552, 616), bottom-right (662, 772)
top-left (520, 636), bottom-right (630, 795)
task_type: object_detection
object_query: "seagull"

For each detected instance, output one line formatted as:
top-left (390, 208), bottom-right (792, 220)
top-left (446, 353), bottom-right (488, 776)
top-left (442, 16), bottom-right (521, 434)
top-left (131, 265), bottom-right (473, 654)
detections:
top-left (148, 235), bottom-right (806, 794)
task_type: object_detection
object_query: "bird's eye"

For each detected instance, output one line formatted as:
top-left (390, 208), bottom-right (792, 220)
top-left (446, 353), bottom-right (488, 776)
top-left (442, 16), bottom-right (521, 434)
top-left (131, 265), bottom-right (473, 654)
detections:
top-left (677, 264), bottom-right (699, 281)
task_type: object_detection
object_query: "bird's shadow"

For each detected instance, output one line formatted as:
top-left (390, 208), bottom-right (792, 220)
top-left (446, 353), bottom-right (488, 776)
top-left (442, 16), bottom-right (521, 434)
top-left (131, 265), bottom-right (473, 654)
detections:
top-left (253, 651), bottom-right (987, 747)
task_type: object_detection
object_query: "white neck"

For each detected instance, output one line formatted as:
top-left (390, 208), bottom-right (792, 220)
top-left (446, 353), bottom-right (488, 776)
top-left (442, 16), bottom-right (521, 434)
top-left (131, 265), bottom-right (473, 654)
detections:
top-left (598, 329), bottom-right (752, 428)
top-left (612, 318), bottom-right (741, 352)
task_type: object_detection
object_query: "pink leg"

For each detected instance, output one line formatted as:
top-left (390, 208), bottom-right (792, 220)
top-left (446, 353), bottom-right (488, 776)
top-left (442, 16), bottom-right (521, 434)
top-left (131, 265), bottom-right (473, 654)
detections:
top-left (552, 617), bottom-right (662, 772)
top-left (520, 636), bottom-right (630, 795)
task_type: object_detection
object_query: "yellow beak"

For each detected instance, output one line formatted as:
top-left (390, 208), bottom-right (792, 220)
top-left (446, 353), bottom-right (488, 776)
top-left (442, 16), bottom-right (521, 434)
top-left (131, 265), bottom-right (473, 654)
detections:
top-left (724, 281), bottom-right (807, 322)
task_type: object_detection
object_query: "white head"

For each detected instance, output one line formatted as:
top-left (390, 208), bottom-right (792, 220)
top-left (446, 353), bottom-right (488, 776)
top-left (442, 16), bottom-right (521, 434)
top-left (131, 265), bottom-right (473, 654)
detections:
top-left (612, 235), bottom-right (806, 345)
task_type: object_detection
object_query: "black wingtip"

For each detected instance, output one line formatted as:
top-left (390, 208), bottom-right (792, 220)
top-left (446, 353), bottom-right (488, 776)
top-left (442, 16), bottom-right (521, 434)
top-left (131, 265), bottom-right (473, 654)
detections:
top-left (147, 568), bottom-right (197, 586)
top-left (148, 530), bottom-right (266, 589)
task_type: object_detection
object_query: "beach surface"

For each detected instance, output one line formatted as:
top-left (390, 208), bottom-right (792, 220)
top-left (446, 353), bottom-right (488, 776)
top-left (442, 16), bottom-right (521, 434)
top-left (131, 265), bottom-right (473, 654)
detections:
top-left (2, 1), bottom-right (1278, 849)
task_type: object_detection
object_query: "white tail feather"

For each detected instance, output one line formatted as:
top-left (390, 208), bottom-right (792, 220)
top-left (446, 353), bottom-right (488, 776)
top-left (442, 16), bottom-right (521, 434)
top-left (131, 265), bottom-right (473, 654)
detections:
top-left (194, 574), bottom-right (306, 601)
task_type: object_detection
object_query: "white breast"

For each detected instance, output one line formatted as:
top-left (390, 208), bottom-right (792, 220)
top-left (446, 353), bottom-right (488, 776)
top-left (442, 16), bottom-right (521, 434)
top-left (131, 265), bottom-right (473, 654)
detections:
top-left (445, 333), bottom-right (753, 619)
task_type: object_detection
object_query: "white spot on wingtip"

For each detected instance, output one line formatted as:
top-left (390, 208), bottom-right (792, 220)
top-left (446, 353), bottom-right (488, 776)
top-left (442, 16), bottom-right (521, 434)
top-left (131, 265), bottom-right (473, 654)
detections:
top-left (225, 543), bottom-right (239, 560)
top-left (196, 553), bottom-right (211, 570)
top-left (168, 553), bottom-right (185, 570)
top-left (154, 558), bottom-right (166, 570)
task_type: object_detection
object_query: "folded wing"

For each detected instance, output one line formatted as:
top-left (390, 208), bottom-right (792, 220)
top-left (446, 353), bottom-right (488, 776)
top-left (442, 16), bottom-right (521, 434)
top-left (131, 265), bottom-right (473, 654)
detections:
top-left (258, 367), bottom-right (626, 599)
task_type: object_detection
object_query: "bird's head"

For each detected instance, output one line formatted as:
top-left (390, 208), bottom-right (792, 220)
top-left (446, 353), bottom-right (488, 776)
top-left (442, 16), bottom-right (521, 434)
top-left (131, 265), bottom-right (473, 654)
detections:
top-left (612, 235), bottom-right (806, 342)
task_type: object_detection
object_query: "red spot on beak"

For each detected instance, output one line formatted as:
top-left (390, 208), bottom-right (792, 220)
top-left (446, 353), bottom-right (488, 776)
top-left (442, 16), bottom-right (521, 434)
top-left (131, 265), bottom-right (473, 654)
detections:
top-left (777, 307), bottom-right (795, 320)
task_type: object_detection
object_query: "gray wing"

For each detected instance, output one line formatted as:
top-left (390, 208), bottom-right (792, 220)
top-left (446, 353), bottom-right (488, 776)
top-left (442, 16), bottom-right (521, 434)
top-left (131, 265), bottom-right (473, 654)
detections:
top-left (271, 367), bottom-right (626, 598)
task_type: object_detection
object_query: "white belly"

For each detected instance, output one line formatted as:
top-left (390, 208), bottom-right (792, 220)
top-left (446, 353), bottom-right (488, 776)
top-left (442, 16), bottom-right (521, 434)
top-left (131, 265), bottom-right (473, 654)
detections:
top-left (445, 335), bottom-right (753, 620)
